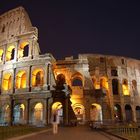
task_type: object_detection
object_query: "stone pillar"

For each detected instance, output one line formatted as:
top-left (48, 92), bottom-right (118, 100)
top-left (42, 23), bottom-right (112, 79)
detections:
top-left (108, 78), bottom-right (115, 121)
top-left (132, 105), bottom-right (136, 122)
top-left (10, 97), bottom-right (14, 126)
top-left (47, 64), bottom-right (51, 90)
top-left (26, 98), bottom-right (30, 124)
top-left (43, 64), bottom-right (48, 90)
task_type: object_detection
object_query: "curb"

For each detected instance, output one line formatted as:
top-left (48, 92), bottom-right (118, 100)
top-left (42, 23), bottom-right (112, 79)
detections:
top-left (102, 130), bottom-right (129, 140)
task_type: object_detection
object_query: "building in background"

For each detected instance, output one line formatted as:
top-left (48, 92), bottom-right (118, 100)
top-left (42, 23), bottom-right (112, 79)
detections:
top-left (0, 7), bottom-right (140, 126)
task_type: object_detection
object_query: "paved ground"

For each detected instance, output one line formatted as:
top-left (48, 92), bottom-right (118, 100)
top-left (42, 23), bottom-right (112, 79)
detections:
top-left (18, 126), bottom-right (122, 140)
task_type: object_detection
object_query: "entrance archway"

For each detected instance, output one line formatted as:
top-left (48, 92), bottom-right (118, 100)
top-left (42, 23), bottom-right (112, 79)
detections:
top-left (125, 104), bottom-right (133, 122)
top-left (72, 103), bottom-right (85, 123)
top-left (90, 103), bottom-right (102, 122)
top-left (52, 102), bottom-right (63, 124)
top-left (32, 103), bottom-right (43, 124)
top-left (114, 104), bottom-right (122, 121)
top-left (14, 104), bottom-right (25, 124)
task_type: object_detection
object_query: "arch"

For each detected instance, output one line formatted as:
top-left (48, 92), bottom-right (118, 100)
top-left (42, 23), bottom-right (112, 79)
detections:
top-left (136, 106), bottom-right (140, 122)
top-left (125, 104), bottom-right (133, 122)
top-left (6, 45), bottom-right (15, 61)
top-left (0, 49), bottom-right (3, 62)
top-left (72, 77), bottom-right (83, 86)
top-left (132, 80), bottom-right (138, 96)
top-left (72, 103), bottom-right (85, 122)
top-left (114, 104), bottom-right (122, 121)
top-left (16, 71), bottom-right (26, 89)
top-left (14, 104), bottom-right (25, 124)
top-left (18, 41), bottom-right (29, 58)
top-left (122, 79), bottom-right (129, 95)
top-left (52, 102), bottom-right (63, 124)
top-left (32, 68), bottom-right (44, 87)
top-left (100, 77), bottom-right (109, 90)
top-left (32, 102), bottom-right (43, 124)
top-left (0, 105), bottom-right (10, 124)
top-left (112, 79), bottom-right (119, 95)
top-left (90, 103), bottom-right (102, 122)
top-left (2, 73), bottom-right (12, 91)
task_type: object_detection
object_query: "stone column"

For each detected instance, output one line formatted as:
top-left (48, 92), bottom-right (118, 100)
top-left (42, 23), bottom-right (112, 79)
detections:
top-left (10, 97), bottom-right (14, 126)
top-left (26, 98), bottom-right (30, 124)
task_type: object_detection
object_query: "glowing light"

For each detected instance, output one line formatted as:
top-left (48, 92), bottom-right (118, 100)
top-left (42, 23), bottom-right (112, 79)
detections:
top-left (20, 104), bottom-right (25, 110)
top-left (16, 71), bottom-right (26, 89)
top-left (2, 73), bottom-right (12, 91)
top-left (122, 80), bottom-right (130, 95)
top-left (6, 45), bottom-right (15, 61)
top-left (32, 69), bottom-right (44, 87)
top-left (0, 49), bottom-right (3, 62)
top-left (18, 42), bottom-right (29, 58)
top-left (34, 103), bottom-right (43, 110)
top-left (100, 77), bottom-right (109, 90)
top-left (122, 85), bottom-right (129, 95)
top-left (52, 102), bottom-right (62, 114)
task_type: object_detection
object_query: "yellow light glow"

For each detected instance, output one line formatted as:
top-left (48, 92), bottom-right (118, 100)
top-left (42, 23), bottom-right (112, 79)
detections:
top-left (16, 71), bottom-right (26, 89)
top-left (32, 69), bottom-right (44, 87)
top-left (100, 77), bottom-right (109, 90)
top-left (52, 102), bottom-right (62, 113)
top-left (72, 103), bottom-right (85, 115)
top-left (20, 104), bottom-right (25, 110)
top-left (5, 105), bottom-right (10, 110)
top-left (34, 103), bottom-right (43, 110)
top-left (122, 84), bottom-right (129, 95)
top-left (91, 103), bottom-right (101, 110)
top-left (18, 42), bottom-right (29, 58)
top-left (6, 45), bottom-right (15, 61)
top-left (2, 73), bottom-right (12, 91)
top-left (0, 49), bottom-right (3, 62)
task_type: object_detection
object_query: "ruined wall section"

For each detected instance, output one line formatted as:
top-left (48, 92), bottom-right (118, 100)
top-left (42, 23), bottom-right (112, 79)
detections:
top-left (0, 7), bottom-right (35, 42)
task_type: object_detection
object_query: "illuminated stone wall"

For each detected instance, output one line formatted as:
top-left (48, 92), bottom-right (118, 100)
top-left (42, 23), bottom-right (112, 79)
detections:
top-left (0, 7), bottom-right (140, 126)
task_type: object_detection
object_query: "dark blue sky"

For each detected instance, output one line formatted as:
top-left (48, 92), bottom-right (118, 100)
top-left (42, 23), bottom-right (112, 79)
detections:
top-left (1, 0), bottom-right (140, 60)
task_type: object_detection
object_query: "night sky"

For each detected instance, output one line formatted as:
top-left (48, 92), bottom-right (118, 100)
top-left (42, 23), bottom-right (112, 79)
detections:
top-left (0, 0), bottom-right (140, 60)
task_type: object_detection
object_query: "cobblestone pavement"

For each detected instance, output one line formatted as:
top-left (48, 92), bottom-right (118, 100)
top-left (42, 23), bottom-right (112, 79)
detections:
top-left (19, 126), bottom-right (122, 140)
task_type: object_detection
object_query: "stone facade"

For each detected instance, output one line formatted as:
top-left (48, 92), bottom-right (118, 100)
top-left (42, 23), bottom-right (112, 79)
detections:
top-left (0, 7), bottom-right (140, 126)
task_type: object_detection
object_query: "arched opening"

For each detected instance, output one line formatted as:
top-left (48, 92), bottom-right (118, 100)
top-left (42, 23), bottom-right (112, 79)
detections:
top-left (72, 78), bottom-right (83, 86)
top-left (125, 104), bottom-right (133, 122)
top-left (0, 49), bottom-right (3, 62)
top-left (72, 103), bottom-right (85, 123)
top-left (90, 103), bottom-right (102, 122)
top-left (14, 104), bottom-right (25, 124)
top-left (18, 42), bottom-right (29, 58)
top-left (2, 73), bottom-right (12, 91)
top-left (52, 102), bottom-right (63, 124)
top-left (122, 79), bottom-right (130, 96)
top-left (132, 80), bottom-right (138, 96)
top-left (114, 104), bottom-right (122, 121)
top-left (32, 69), bottom-right (44, 87)
top-left (112, 79), bottom-right (119, 95)
top-left (100, 77), bottom-right (109, 94)
top-left (16, 71), bottom-right (26, 89)
top-left (136, 106), bottom-right (140, 122)
top-left (33, 103), bottom-right (43, 124)
top-left (6, 45), bottom-right (15, 61)
top-left (0, 105), bottom-right (10, 125)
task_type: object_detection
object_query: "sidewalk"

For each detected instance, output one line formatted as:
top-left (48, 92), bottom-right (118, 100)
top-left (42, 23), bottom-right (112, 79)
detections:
top-left (8, 128), bottom-right (52, 140)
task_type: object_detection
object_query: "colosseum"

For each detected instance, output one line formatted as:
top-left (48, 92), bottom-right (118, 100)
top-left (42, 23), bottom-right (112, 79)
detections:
top-left (0, 6), bottom-right (140, 126)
